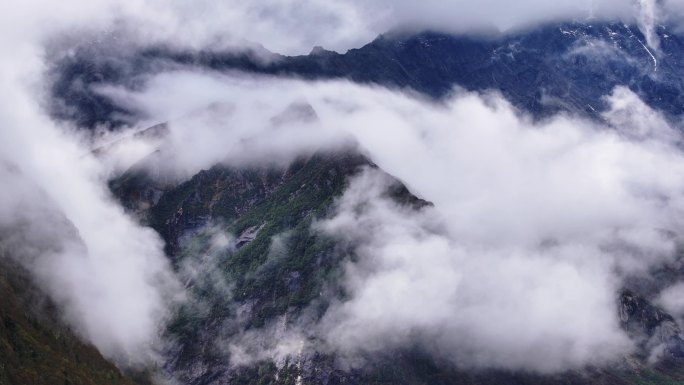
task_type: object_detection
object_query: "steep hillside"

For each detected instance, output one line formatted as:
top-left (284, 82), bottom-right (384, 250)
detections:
top-left (0, 258), bottom-right (140, 385)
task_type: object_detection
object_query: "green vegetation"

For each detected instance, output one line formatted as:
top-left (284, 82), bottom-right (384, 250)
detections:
top-left (115, 150), bottom-right (374, 380)
top-left (0, 258), bottom-right (139, 385)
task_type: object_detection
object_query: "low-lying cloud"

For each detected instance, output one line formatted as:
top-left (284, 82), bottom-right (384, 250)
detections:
top-left (0, 160), bottom-right (180, 364)
top-left (100, 70), bottom-right (684, 371)
top-left (316, 168), bottom-right (632, 372)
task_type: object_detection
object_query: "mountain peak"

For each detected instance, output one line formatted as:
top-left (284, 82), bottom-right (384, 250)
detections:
top-left (309, 45), bottom-right (333, 55)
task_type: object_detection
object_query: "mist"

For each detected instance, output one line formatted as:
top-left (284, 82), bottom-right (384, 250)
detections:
top-left (94, 69), bottom-right (684, 371)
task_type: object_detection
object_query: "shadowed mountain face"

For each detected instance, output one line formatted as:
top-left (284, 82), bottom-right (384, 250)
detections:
top-left (35, 18), bottom-right (684, 385)
top-left (111, 148), bottom-right (436, 385)
top-left (51, 21), bottom-right (684, 129)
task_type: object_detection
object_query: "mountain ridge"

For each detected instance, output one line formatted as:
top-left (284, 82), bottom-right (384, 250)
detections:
top-left (50, 20), bottom-right (684, 130)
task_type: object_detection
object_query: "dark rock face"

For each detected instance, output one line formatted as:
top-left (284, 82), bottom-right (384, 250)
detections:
top-left (51, 21), bottom-right (684, 129)
top-left (620, 290), bottom-right (684, 362)
top-left (112, 149), bottom-right (373, 259)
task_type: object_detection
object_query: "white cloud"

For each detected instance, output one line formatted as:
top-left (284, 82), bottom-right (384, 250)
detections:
top-left (315, 168), bottom-right (632, 372)
top-left (104, 70), bottom-right (684, 371)
top-left (657, 282), bottom-right (684, 320)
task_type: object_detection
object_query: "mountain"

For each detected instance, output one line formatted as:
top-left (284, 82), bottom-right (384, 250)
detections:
top-left (51, 21), bottom-right (684, 129)
top-left (28, 19), bottom-right (684, 385)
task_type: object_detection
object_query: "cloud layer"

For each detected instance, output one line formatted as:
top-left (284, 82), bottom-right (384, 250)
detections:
top-left (28, 0), bottom-right (679, 55)
top-left (101, 70), bottom-right (684, 371)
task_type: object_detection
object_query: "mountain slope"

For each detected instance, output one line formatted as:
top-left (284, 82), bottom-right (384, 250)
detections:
top-left (0, 257), bottom-right (140, 385)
